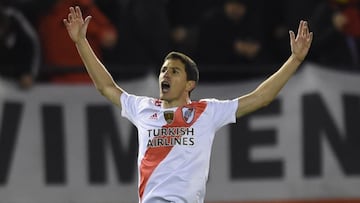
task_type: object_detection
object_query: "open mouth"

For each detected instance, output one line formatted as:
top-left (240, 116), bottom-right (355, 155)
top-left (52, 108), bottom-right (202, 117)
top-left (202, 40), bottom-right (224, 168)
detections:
top-left (161, 81), bottom-right (170, 93)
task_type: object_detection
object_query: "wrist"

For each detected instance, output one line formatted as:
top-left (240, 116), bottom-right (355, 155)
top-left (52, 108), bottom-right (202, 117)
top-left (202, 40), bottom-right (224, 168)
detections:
top-left (75, 38), bottom-right (88, 46)
top-left (289, 54), bottom-right (304, 64)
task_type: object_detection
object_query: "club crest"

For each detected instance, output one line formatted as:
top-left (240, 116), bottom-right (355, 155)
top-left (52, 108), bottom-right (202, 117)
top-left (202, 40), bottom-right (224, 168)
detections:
top-left (164, 110), bottom-right (174, 124)
top-left (182, 107), bottom-right (195, 124)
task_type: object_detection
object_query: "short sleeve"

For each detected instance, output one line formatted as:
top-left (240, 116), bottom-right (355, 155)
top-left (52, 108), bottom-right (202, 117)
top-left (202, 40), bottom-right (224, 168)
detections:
top-left (202, 98), bottom-right (238, 131)
top-left (120, 92), bottom-right (146, 124)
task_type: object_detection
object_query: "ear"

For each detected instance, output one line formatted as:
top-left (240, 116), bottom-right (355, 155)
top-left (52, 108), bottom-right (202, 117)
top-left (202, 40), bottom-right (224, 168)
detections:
top-left (186, 81), bottom-right (196, 92)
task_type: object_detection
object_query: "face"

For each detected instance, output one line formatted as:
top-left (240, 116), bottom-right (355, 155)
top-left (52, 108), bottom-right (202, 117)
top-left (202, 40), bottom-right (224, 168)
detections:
top-left (158, 59), bottom-right (194, 104)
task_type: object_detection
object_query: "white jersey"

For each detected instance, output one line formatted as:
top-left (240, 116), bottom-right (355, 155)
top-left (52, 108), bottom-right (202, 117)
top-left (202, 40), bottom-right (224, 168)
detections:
top-left (120, 92), bottom-right (238, 203)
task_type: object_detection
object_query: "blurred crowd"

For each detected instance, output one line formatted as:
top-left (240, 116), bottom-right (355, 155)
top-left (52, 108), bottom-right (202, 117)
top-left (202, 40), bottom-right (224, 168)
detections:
top-left (1, 0), bottom-right (359, 88)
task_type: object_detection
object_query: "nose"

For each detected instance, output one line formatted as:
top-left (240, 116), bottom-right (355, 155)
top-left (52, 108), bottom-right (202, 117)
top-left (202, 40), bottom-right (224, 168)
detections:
top-left (163, 69), bottom-right (171, 77)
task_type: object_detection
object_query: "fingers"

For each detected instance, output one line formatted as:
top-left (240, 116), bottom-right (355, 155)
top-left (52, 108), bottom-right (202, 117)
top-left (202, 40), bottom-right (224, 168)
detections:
top-left (297, 20), bottom-right (304, 38)
top-left (75, 6), bottom-right (83, 19)
top-left (68, 13), bottom-right (72, 22)
top-left (70, 6), bottom-right (76, 18)
top-left (83, 16), bottom-right (92, 30)
top-left (289, 30), bottom-right (295, 43)
top-left (308, 32), bottom-right (314, 44)
top-left (302, 21), bottom-right (308, 37)
top-left (66, 7), bottom-right (74, 23)
top-left (295, 20), bottom-right (312, 40)
top-left (289, 21), bottom-right (313, 46)
top-left (302, 22), bottom-right (313, 46)
top-left (65, 6), bottom-right (83, 23)
top-left (68, 7), bottom-right (75, 23)
top-left (302, 21), bottom-right (312, 40)
top-left (63, 19), bottom-right (69, 27)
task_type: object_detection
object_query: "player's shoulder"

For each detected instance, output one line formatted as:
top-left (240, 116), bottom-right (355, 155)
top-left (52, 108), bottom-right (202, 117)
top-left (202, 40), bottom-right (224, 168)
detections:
top-left (198, 98), bottom-right (238, 108)
top-left (192, 98), bottom-right (219, 110)
top-left (199, 98), bottom-right (222, 103)
top-left (200, 98), bottom-right (237, 102)
top-left (139, 96), bottom-right (164, 109)
top-left (123, 93), bottom-right (160, 107)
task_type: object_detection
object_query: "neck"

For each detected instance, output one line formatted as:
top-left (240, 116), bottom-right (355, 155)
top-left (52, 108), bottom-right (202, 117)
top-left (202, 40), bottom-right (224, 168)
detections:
top-left (162, 97), bottom-right (191, 109)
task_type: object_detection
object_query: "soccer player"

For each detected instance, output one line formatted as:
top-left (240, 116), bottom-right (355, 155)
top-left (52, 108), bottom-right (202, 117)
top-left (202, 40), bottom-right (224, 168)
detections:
top-left (63, 6), bottom-right (313, 203)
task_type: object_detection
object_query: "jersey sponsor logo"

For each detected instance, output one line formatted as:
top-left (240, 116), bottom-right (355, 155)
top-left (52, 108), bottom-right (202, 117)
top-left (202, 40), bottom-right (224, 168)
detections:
top-left (147, 134), bottom-right (195, 147)
top-left (182, 107), bottom-right (195, 124)
top-left (164, 110), bottom-right (174, 124)
top-left (146, 127), bottom-right (195, 147)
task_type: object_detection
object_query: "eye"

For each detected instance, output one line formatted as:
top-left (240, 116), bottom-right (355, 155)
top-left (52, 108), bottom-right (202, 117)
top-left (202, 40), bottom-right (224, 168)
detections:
top-left (161, 67), bottom-right (167, 73)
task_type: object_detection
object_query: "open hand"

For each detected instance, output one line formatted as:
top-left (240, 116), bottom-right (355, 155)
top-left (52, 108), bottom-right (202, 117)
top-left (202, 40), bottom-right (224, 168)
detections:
top-left (289, 20), bottom-right (313, 62)
top-left (63, 6), bottom-right (91, 43)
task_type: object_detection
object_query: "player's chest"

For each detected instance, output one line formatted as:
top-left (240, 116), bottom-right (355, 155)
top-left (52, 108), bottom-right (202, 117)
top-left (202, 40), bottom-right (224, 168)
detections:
top-left (139, 106), bottom-right (206, 128)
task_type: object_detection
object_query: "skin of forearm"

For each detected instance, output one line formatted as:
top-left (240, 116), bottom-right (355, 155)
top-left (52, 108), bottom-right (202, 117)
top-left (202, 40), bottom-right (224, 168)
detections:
top-left (75, 38), bottom-right (117, 92)
top-left (254, 54), bottom-right (302, 106)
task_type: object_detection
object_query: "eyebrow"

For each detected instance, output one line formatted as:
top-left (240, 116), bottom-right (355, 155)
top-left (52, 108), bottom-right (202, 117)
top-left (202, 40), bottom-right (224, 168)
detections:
top-left (161, 66), bottom-right (183, 72)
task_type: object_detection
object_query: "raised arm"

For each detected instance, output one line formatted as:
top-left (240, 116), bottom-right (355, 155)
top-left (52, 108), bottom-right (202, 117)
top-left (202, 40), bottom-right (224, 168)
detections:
top-left (63, 6), bottom-right (123, 107)
top-left (236, 20), bottom-right (313, 118)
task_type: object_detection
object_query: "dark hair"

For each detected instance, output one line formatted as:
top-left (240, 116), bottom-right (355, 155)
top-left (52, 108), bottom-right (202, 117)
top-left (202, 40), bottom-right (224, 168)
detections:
top-left (164, 51), bottom-right (199, 84)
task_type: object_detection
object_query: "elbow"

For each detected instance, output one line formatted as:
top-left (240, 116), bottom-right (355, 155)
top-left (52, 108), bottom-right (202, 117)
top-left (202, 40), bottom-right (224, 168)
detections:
top-left (262, 98), bottom-right (273, 108)
top-left (257, 92), bottom-right (275, 108)
top-left (98, 88), bottom-right (106, 97)
top-left (95, 85), bottom-right (107, 96)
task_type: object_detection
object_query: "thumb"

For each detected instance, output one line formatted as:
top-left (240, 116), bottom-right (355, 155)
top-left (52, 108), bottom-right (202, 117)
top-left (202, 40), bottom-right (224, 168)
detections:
top-left (83, 16), bottom-right (92, 31)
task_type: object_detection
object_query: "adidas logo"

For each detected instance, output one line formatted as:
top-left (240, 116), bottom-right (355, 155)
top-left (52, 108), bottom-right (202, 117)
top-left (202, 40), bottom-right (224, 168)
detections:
top-left (149, 113), bottom-right (158, 120)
